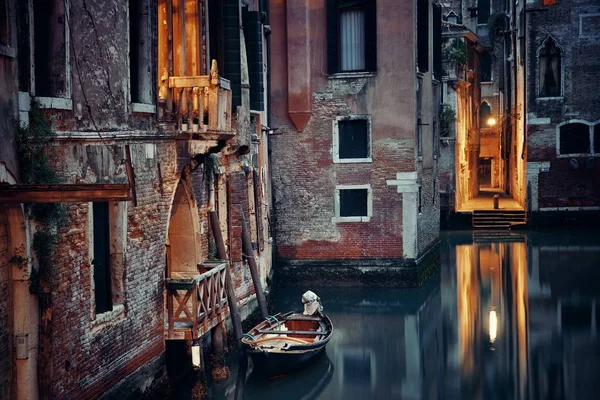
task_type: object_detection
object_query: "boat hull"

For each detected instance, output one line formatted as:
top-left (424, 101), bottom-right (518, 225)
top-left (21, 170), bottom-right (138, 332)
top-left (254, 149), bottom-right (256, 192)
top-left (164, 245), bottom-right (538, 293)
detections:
top-left (247, 346), bottom-right (327, 377)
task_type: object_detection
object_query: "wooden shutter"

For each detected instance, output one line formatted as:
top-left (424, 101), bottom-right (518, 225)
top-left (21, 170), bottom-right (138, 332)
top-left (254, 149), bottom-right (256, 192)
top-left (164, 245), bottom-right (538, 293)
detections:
top-left (433, 4), bottom-right (442, 79)
top-left (364, 0), bottom-right (377, 72)
top-left (223, 0), bottom-right (241, 107)
top-left (327, 0), bottom-right (339, 74)
top-left (243, 8), bottom-right (264, 111)
top-left (417, 0), bottom-right (429, 72)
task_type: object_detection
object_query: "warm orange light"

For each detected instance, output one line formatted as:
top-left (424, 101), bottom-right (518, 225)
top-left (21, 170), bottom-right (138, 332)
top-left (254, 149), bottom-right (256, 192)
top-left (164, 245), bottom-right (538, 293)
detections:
top-left (487, 117), bottom-right (497, 127)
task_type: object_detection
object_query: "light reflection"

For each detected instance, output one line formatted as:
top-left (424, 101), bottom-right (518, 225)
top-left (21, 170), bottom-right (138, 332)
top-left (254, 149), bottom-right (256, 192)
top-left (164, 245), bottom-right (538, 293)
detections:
top-left (489, 310), bottom-right (497, 344)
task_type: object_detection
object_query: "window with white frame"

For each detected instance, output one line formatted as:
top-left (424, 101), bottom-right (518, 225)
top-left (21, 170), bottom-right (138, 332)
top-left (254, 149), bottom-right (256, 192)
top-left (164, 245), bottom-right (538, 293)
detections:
top-left (334, 116), bottom-right (372, 163)
top-left (32, 0), bottom-right (69, 99)
top-left (333, 184), bottom-right (372, 222)
top-left (557, 121), bottom-right (600, 156)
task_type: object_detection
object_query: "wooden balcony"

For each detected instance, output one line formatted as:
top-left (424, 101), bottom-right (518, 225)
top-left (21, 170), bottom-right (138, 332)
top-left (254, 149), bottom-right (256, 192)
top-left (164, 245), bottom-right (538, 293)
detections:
top-left (165, 260), bottom-right (229, 341)
top-left (158, 61), bottom-right (233, 139)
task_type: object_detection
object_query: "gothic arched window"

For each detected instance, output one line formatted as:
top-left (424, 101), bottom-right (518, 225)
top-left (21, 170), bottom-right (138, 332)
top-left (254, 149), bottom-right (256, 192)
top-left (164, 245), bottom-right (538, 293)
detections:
top-left (539, 38), bottom-right (561, 97)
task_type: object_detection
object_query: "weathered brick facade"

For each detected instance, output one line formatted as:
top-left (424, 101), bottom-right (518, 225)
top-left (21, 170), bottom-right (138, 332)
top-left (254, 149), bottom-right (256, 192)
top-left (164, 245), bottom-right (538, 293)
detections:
top-left (269, 0), bottom-right (440, 283)
top-left (526, 0), bottom-right (600, 218)
top-left (0, 0), bottom-right (272, 398)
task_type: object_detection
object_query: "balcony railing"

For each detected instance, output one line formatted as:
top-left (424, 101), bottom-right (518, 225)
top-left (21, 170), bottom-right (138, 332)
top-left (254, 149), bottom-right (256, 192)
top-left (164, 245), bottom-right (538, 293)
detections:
top-left (442, 60), bottom-right (467, 81)
top-left (158, 61), bottom-right (232, 134)
top-left (165, 260), bottom-right (229, 341)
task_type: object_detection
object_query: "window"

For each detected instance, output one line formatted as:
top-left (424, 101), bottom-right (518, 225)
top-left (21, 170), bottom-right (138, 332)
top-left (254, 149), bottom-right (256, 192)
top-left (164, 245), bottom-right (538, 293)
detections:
top-left (417, 118), bottom-right (423, 157)
top-left (92, 202), bottom-right (112, 314)
top-left (129, 0), bottom-right (152, 105)
top-left (559, 123), bottom-right (590, 155)
top-left (478, 0), bottom-right (490, 24)
top-left (479, 102), bottom-right (491, 128)
top-left (0, 0), bottom-right (8, 47)
top-left (334, 116), bottom-right (372, 163)
top-left (417, 0), bottom-right (429, 72)
top-left (333, 184), bottom-right (372, 222)
top-left (480, 51), bottom-right (492, 82)
top-left (33, 0), bottom-right (68, 98)
top-left (90, 201), bottom-right (127, 316)
top-left (595, 125), bottom-right (600, 153)
top-left (433, 4), bottom-right (442, 79)
top-left (539, 38), bottom-right (561, 97)
top-left (327, 0), bottom-right (376, 74)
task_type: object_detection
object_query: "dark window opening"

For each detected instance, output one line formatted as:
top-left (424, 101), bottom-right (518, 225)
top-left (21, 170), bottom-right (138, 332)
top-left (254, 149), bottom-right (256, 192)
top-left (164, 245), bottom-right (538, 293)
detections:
top-left (0, 0), bottom-right (8, 46)
top-left (17, 0), bottom-right (30, 91)
top-left (418, 186), bottom-right (422, 213)
top-left (539, 38), bottom-right (561, 97)
top-left (338, 119), bottom-right (369, 159)
top-left (479, 102), bottom-right (491, 128)
top-left (560, 123), bottom-right (590, 154)
top-left (561, 303), bottom-right (592, 330)
top-left (33, 0), bottom-right (66, 97)
top-left (417, 0), bottom-right (429, 72)
top-left (339, 188), bottom-right (368, 217)
top-left (594, 125), bottom-right (600, 154)
top-left (93, 202), bottom-right (112, 314)
top-left (480, 51), bottom-right (492, 82)
top-left (327, 0), bottom-right (376, 74)
top-left (478, 0), bottom-right (490, 24)
top-left (129, 0), bottom-right (140, 103)
top-left (243, 7), bottom-right (264, 111)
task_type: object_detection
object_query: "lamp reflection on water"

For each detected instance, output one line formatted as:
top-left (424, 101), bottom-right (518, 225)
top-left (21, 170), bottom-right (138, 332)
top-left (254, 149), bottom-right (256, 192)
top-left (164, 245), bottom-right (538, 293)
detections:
top-left (489, 310), bottom-right (498, 345)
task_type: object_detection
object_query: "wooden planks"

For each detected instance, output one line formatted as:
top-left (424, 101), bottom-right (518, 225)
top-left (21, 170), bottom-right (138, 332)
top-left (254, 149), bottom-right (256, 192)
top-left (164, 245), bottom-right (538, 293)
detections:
top-left (0, 184), bottom-right (131, 203)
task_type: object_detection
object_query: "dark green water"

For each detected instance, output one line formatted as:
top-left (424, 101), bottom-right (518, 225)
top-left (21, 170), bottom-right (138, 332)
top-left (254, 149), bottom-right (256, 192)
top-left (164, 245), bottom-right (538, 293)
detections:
top-left (206, 230), bottom-right (600, 399)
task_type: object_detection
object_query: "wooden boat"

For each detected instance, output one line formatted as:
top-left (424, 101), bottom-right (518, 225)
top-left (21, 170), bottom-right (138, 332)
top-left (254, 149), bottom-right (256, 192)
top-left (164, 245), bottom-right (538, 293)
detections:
top-left (241, 311), bottom-right (334, 377)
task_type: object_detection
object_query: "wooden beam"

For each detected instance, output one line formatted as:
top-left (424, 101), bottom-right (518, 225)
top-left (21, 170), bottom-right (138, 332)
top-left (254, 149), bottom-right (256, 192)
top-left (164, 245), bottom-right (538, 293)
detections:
top-left (169, 75), bottom-right (211, 88)
top-left (0, 184), bottom-right (131, 203)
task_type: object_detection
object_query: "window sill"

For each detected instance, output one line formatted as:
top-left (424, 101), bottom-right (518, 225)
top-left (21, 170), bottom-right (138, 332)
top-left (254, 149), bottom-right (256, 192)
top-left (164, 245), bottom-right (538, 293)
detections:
top-left (334, 157), bottom-right (373, 164)
top-left (91, 304), bottom-right (125, 332)
top-left (36, 96), bottom-right (73, 110)
top-left (0, 45), bottom-right (16, 58)
top-left (131, 103), bottom-right (156, 114)
top-left (329, 72), bottom-right (376, 80)
top-left (536, 96), bottom-right (563, 101)
top-left (556, 153), bottom-right (596, 158)
top-left (481, 81), bottom-right (493, 85)
top-left (332, 216), bottom-right (371, 223)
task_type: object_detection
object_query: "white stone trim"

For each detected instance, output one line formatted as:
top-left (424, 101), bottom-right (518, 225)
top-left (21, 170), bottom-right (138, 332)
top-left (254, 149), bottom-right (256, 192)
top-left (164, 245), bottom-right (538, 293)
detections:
top-left (329, 72), bottom-right (376, 80)
top-left (556, 119), bottom-right (599, 157)
top-left (579, 13), bottom-right (600, 39)
top-left (36, 96), bottom-right (73, 110)
top-left (528, 117), bottom-right (551, 125)
top-left (538, 206), bottom-right (600, 212)
top-left (333, 115), bottom-right (372, 164)
top-left (386, 172), bottom-right (419, 259)
top-left (131, 103), bottom-right (156, 114)
top-left (332, 184), bottom-right (372, 223)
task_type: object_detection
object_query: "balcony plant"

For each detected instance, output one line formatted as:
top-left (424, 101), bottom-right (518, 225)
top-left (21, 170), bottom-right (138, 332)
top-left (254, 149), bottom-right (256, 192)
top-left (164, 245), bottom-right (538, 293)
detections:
top-left (443, 39), bottom-right (467, 65)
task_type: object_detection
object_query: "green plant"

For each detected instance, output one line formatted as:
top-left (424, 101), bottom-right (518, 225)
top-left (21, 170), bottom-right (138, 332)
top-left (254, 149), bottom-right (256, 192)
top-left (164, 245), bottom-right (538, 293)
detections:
top-left (443, 39), bottom-right (467, 65)
top-left (439, 105), bottom-right (456, 137)
top-left (488, 13), bottom-right (506, 47)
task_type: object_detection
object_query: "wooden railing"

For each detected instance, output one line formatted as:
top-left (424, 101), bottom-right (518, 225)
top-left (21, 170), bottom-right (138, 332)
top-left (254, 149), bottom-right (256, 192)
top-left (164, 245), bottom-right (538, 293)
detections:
top-left (165, 260), bottom-right (229, 341)
top-left (158, 60), bottom-right (232, 133)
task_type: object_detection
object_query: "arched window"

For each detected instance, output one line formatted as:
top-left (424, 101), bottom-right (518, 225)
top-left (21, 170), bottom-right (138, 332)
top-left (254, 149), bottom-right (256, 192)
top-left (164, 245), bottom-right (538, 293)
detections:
top-left (479, 102), bottom-right (491, 127)
top-left (539, 38), bottom-right (561, 97)
top-left (480, 51), bottom-right (492, 82)
top-left (559, 123), bottom-right (590, 155)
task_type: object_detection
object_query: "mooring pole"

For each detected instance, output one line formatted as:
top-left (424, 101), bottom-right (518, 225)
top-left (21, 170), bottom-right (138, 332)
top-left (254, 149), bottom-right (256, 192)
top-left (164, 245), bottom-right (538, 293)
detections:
top-left (209, 211), bottom-right (243, 351)
top-left (241, 208), bottom-right (268, 320)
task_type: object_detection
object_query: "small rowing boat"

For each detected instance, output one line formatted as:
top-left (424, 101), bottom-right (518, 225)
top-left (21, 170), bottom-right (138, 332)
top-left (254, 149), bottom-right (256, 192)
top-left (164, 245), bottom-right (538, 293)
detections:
top-left (242, 311), bottom-right (333, 377)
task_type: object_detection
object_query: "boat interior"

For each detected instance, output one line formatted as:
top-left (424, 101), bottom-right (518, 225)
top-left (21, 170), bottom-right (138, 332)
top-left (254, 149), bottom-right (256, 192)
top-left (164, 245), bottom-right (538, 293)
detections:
top-left (243, 313), bottom-right (328, 349)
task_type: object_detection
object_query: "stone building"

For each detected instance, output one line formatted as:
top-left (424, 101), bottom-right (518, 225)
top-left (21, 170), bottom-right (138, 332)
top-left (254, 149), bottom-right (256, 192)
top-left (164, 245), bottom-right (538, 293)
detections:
top-left (0, 0), bottom-right (271, 398)
top-left (268, 0), bottom-right (442, 286)
top-left (525, 0), bottom-right (600, 224)
top-left (438, 0), bottom-right (527, 228)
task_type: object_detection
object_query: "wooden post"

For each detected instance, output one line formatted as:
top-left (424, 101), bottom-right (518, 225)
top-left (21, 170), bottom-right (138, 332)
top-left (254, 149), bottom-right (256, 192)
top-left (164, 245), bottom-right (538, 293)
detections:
top-left (241, 208), bottom-right (268, 320)
top-left (209, 211), bottom-right (243, 351)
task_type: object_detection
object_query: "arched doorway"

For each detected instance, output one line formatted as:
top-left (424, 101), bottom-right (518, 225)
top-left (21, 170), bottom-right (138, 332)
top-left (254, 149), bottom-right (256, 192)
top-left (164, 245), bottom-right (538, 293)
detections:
top-left (166, 177), bottom-right (202, 278)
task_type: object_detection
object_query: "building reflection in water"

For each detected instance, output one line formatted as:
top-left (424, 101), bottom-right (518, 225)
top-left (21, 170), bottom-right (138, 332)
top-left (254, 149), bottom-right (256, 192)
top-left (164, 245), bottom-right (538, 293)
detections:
top-left (211, 231), bottom-right (600, 400)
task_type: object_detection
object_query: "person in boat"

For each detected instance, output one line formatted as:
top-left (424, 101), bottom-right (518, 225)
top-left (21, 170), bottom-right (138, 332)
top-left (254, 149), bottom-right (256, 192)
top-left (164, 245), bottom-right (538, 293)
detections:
top-left (302, 290), bottom-right (323, 316)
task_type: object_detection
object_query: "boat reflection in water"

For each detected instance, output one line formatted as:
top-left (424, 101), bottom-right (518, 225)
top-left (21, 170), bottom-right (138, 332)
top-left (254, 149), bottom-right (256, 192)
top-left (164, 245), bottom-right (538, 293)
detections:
top-left (210, 230), bottom-right (600, 400)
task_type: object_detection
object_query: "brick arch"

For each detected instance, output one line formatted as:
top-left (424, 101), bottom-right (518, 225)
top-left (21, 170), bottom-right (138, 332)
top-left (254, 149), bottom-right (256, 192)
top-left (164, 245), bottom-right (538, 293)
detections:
top-left (165, 172), bottom-right (203, 278)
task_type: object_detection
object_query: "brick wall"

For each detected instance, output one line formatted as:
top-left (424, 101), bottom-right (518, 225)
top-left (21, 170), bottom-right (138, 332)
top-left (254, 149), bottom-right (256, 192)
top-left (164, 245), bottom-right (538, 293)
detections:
top-left (526, 0), bottom-right (600, 210)
top-left (0, 206), bottom-right (11, 399)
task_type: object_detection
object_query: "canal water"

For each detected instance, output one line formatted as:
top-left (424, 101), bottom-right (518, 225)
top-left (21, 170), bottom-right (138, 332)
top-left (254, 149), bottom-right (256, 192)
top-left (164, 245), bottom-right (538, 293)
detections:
top-left (201, 229), bottom-right (600, 399)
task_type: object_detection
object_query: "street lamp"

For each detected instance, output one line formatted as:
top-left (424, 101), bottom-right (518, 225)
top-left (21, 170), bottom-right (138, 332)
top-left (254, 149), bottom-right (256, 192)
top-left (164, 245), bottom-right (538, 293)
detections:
top-left (486, 112), bottom-right (521, 127)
